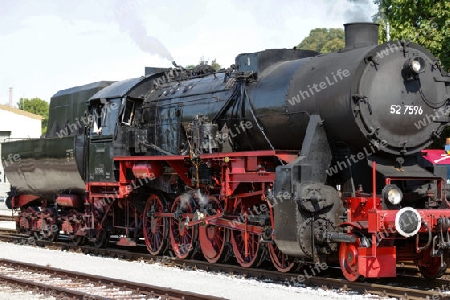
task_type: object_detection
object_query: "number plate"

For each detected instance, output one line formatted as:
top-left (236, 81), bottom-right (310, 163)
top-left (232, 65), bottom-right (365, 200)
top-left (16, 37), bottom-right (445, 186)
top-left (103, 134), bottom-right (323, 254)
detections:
top-left (389, 105), bottom-right (423, 115)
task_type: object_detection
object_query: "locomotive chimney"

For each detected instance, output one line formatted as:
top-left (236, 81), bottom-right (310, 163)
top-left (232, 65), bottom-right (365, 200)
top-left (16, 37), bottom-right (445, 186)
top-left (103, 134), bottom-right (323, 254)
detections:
top-left (8, 87), bottom-right (12, 107)
top-left (344, 22), bottom-right (379, 49)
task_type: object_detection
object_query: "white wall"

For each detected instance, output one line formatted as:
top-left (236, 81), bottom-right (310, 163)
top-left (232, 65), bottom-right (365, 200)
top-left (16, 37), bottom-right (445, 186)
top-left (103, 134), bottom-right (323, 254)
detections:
top-left (0, 106), bottom-right (42, 199)
top-left (0, 108), bottom-right (42, 139)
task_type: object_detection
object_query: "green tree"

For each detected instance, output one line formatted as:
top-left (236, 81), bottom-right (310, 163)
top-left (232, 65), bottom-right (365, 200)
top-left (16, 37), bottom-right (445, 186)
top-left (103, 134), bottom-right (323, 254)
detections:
top-left (17, 98), bottom-right (49, 134)
top-left (211, 59), bottom-right (221, 71)
top-left (374, 0), bottom-right (450, 69)
top-left (297, 28), bottom-right (345, 53)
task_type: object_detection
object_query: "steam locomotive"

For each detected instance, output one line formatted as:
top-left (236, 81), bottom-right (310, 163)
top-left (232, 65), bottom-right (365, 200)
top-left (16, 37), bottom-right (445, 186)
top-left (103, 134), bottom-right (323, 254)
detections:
top-left (4, 22), bottom-right (450, 281)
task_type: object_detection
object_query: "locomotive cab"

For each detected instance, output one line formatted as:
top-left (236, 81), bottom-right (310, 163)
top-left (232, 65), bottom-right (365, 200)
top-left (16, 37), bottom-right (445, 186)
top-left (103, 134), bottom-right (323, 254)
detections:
top-left (86, 98), bottom-right (119, 183)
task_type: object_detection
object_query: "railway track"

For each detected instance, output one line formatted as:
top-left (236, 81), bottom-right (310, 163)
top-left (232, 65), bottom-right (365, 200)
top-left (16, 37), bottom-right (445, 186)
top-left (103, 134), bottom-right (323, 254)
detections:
top-left (0, 258), bottom-right (224, 300)
top-left (0, 231), bottom-right (447, 299)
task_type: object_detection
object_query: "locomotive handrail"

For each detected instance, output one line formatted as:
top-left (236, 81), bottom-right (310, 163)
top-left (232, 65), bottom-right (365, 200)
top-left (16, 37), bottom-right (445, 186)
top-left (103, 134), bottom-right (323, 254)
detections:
top-left (416, 221), bottom-right (432, 253)
top-left (372, 161), bottom-right (376, 209)
top-left (2, 137), bottom-right (38, 142)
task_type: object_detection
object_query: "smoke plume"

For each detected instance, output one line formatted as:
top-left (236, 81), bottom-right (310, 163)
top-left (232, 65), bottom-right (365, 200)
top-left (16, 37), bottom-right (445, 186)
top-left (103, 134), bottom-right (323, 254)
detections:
top-left (114, 0), bottom-right (173, 61)
top-left (345, 0), bottom-right (374, 22)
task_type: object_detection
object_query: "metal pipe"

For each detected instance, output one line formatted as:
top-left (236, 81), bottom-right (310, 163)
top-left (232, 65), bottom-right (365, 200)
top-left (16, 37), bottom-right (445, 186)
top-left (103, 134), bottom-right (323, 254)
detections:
top-left (372, 161), bottom-right (376, 208)
top-left (416, 222), bottom-right (432, 252)
top-left (327, 233), bottom-right (357, 243)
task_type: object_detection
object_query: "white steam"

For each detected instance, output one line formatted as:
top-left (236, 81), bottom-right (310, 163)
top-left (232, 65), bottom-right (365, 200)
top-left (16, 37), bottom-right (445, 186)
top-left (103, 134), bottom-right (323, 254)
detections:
top-left (179, 189), bottom-right (210, 210)
top-left (179, 193), bottom-right (192, 210)
top-left (114, 0), bottom-right (173, 61)
top-left (345, 0), bottom-right (374, 22)
top-left (196, 189), bottom-right (209, 207)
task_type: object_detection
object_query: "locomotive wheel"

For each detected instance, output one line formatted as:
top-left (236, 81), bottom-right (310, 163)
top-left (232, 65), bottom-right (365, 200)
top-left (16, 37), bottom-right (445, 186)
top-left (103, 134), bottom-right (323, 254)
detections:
top-left (230, 200), bottom-right (264, 268)
top-left (268, 242), bottom-right (296, 272)
top-left (71, 235), bottom-right (85, 246)
top-left (199, 197), bottom-right (230, 263)
top-left (416, 247), bottom-right (447, 279)
top-left (20, 207), bottom-right (38, 235)
top-left (339, 236), bottom-right (363, 282)
top-left (65, 210), bottom-right (85, 246)
top-left (67, 225), bottom-right (85, 245)
top-left (230, 228), bottom-right (264, 268)
top-left (143, 194), bottom-right (168, 255)
top-left (169, 196), bottom-right (198, 259)
top-left (199, 225), bottom-right (230, 263)
top-left (34, 208), bottom-right (58, 242)
top-left (93, 229), bottom-right (109, 248)
top-left (34, 226), bottom-right (58, 242)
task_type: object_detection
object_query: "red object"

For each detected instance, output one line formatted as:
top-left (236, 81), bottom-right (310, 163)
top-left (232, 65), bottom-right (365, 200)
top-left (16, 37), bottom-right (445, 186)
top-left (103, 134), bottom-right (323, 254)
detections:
top-left (12, 195), bottom-right (40, 208)
top-left (132, 162), bottom-right (163, 179)
top-left (56, 195), bottom-right (82, 208)
top-left (343, 176), bottom-right (450, 280)
top-left (357, 246), bottom-right (397, 278)
top-left (116, 237), bottom-right (137, 246)
top-left (422, 149), bottom-right (450, 165)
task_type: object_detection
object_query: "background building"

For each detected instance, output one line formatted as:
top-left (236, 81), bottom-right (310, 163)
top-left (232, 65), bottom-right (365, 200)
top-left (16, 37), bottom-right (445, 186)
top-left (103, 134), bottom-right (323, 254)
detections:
top-left (0, 104), bottom-right (42, 206)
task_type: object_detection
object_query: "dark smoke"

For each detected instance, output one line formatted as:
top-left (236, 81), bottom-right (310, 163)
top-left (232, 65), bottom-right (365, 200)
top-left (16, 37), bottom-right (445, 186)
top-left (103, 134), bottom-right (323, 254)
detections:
top-left (114, 1), bottom-right (173, 61)
top-left (345, 0), bottom-right (373, 22)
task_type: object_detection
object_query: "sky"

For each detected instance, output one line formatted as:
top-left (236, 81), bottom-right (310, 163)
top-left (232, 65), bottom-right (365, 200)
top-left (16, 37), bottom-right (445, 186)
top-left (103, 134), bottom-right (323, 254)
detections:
top-left (0, 0), bottom-right (378, 104)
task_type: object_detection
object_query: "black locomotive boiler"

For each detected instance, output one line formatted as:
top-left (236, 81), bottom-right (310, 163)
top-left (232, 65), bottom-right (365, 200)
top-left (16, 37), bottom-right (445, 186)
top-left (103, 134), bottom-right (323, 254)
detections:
top-left (3, 23), bottom-right (450, 281)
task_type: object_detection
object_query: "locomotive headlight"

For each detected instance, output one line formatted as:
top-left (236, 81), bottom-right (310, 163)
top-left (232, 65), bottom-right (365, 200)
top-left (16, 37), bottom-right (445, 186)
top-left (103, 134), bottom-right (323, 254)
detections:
top-left (406, 57), bottom-right (426, 74)
top-left (382, 184), bottom-right (403, 205)
top-left (411, 60), bottom-right (421, 73)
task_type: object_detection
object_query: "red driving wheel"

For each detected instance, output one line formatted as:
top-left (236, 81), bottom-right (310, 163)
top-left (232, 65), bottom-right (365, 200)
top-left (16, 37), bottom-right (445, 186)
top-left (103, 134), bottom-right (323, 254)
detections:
top-left (169, 196), bottom-right (197, 259)
top-left (143, 194), bottom-right (168, 255)
top-left (339, 235), bottom-right (362, 281)
top-left (199, 197), bottom-right (230, 263)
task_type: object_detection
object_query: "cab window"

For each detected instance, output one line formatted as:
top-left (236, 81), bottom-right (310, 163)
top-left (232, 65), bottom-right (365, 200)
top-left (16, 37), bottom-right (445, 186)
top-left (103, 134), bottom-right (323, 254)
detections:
top-left (90, 99), bottom-right (120, 137)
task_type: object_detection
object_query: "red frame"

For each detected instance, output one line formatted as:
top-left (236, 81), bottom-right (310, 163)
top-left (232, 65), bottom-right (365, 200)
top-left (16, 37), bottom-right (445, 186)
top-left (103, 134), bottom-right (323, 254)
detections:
top-left (342, 162), bottom-right (450, 278)
top-left (111, 150), bottom-right (297, 235)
